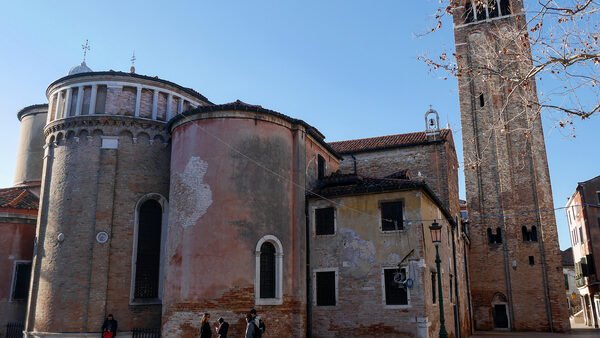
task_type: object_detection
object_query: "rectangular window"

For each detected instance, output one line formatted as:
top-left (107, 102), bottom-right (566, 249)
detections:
top-left (449, 274), bottom-right (454, 303)
top-left (381, 201), bottom-right (403, 231)
top-left (529, 256), bottom-right (535, 265)
top-left (564, 273), bottom-right (569, 290)
top-left (315, 207), bottom-right (335, 235)
top-left (315, 270), bottom-right (336, 306)
top-left (12, 261), bottom-right (32, 301)
top-left (383, 268), bottom-right (408, 306)
top-left (579, 227), bottom-right (584, 244)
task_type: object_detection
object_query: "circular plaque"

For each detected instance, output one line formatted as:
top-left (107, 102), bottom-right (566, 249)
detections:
top-left (96, 231), bottom-right (109, 244)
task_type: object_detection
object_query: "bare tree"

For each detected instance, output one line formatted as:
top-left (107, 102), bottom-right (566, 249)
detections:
top-left (420, 0), bottom-right (599, 129)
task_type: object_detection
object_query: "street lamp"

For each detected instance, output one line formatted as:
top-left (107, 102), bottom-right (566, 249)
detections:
top-left (430, 220), bottom-right (448, 338)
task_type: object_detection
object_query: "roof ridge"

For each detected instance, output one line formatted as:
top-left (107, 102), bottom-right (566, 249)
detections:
top-left (7, 190), bottom-right (29, 208)
top-left (329, 129), bottom-right (449, 145)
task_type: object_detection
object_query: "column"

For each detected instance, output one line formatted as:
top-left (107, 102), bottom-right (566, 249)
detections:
top-left (89, 85), bottom-right (98, 115)
top-left (166, 93), bottom-right (173, 120)
top-left (178, 98), bottom-right (184, 114)
top-left (47, 93), bottom-right (55, 123)
top-left (75, 86), bottom-right (84, 116)
top-left (135, 86), bottom-right (142, 117)
top-left (64, 88), bottom-right (73, 118)
top-left (152, 90), bottom-right (159, 120)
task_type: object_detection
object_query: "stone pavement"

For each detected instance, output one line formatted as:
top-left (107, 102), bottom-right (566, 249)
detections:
top-left (468, 318), bottom-right (600, 338)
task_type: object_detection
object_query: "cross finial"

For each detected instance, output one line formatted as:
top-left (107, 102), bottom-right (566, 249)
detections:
top-left (81, 39), bottom-right (91, 63)
top-left (130, 51), bottom-right (137, 73)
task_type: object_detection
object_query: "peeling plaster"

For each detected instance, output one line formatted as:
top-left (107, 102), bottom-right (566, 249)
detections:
top-left (172, 156), bottom-right (212, 228)
top-left (339, 228), bottom-right (375, 278)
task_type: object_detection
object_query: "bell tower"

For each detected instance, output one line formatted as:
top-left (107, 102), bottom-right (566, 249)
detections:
top-left (452, 0), bottom-right (569, 331)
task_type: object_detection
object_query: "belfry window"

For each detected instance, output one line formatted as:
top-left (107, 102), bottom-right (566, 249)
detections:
top-left (487, 227), bottom-right (502, 244)
top-left (134, 199), bottom-right (163, 300)
top-left (464, 0), bottom-right (511, 23)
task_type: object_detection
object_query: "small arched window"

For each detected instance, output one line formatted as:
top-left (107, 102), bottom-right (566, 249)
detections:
top-left (495, 228), bottom-right (503, 244)
top-left (530, 226), bottom-right (538, 242)
top-left (255, 235), bottom-right (283, 305)
top-left (522, 226), bottom-right (530, 241)
top-left (487, 228), bottom-right (494, 244)
top-left (260, 242), bottom-right (276, 298)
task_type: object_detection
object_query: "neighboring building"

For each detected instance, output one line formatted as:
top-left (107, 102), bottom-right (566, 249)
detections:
top-left (308, 172), bottom-right (463, 337)
top-left (562, 248), bottom-right (581, 316)
top-left (566, 175), bottom-right (600, 328)
top-left (0, 104), bottom-right (46, 333)
top-left (452, 0), bottom-right (568, 332)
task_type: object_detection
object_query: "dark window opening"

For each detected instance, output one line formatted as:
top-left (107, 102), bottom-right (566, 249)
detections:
top-left (475, 1), bottom-right (486, 21)
top-left (316, 271), bottom-right (336, 306)
top-left (586, 254), bottom-right (596, 275)
top-left (522, 226), bottom-right (530, 241)
top-left (564, 273), bottom-right (569, 290)
top-left (315, 207), bottom-right (335, 235)
top-left (528, 256), bottom-right (535, 265)
top-left (260, 242), bottom-right (276, 298)
top-left (12, 262), bottom-right (32, 301)
top-left (449, 274), bottom-right (454, 303)
top-left (381, 201), bottom-right (403, 231)
top-left (464, 1), bottom-right (475, 23)
top-left (134, 199), bottom-right (162, 299)
top-left (384, 268), bottom-right (408, 305)
top-left (431, 272), bottom-right (437, 304)
top-left (479, 93), bottom-right (485, 107)
top-left (317, 155), bottom-right (326, 180)
top-left (488, 0), bottom-right (499, 18)
top-left (499, 0), bottom-right (511, 16)
top-left (488, 227), bottom-right (502, 244)
top-left (530, 226), bottom-right (538, 241)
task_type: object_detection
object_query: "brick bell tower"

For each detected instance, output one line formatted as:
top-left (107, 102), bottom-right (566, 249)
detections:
top-left (452, 0), bottom-right (569, 332)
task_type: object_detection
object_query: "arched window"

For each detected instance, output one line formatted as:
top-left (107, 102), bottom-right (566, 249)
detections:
top-left (522, 226), bottom-right (530, 241)
top-left (496, 227), bottom-right (503, 244)
top-left (487, 228), bottom-right (493, 244)
top-left (530, 226), bottom-right (538, 242)
top-left (260, 242), bottom-right (276, 298)
top-left (255, 235), bottom-right (283, 305)
top-left (131, 194), bottom-right (168, 303)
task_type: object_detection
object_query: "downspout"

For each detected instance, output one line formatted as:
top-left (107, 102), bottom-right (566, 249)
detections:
top-left (305, 198), bottom-right (312, 338)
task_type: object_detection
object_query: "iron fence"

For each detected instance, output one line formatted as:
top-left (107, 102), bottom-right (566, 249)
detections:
top-left (132, 328), bottom-right (161, 338)
top-left (5, 322), bottom-right (24, 338)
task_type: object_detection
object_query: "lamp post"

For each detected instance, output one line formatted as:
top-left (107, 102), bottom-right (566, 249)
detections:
top-left (430, 220), bottom-right (448, 338)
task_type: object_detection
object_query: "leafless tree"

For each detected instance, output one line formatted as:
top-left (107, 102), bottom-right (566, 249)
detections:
top-left (420, 0), bottom-right (599, 131)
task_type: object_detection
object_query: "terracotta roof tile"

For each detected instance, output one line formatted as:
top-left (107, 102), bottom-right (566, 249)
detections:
top-left (329, 129), bottom-right (450, 154)
top-left (0, 187), bottom-right (39, 210)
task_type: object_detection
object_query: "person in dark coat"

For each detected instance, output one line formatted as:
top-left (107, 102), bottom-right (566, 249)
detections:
top-left (200, 312), bottom-right (212, 338)
top-left (214, 317), bottom-right (229, 338)
top-left (244, 313), bottom-right (256, 338)
top-left (101, 314), bottom-right (118, 338)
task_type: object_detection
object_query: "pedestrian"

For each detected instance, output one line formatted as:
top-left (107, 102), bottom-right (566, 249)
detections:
top-left (249, 309), bottom-right (266, 337)
top-left (214, 317), bottom-right (229, 338)
top-left (244, 313), bottom-right (256, 338)
top-left (200, 312), bottom-right (212, 338)
top-left (101, 314), bottom-right (118, 338)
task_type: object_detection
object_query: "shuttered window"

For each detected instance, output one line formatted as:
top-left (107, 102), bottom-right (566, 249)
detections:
top-left (134, 199), bottom-right (162, 299)
top-left (315, 207), bottom-right (335, 235)
top-left (12, 262), bottom-right (32, 301)
top-left (384, 268), bottom-right (408, 305)
top-left (381, 201), bottom-right (403, 231)
top-left (316, 271), bottom-right (336, 306)
top-left (260, 242), bottom-right (276, 298)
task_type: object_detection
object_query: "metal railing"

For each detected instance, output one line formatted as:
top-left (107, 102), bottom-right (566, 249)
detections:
top-left (5, 322), bottom-right (24, 338)
top-left (132, 328), bottom-right (161, 338)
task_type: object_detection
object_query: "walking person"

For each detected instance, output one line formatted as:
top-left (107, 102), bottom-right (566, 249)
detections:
top-left (101, 314), bottom-right (118, 338)
top-left (249, 309), bottom-right (266, 337)
top-left (200, 312), bottom-right (212, 338)
top-left (244, 313), bottom-right (256, 338)
top-left (214, 317), bottom-right (229, 338)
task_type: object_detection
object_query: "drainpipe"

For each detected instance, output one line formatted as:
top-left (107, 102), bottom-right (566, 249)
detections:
top-left (305, 198), bottom-right (312, 338)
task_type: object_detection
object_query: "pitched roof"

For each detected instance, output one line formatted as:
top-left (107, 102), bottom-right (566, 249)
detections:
top-left (328, 129), bottom-right (451, 154)
top-left (0, 187), bottom-right (39, 210)
top-left (309, 172), bottom-right (456, 228)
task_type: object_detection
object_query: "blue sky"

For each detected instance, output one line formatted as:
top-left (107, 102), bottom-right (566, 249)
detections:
top-left (0, 1), bottom-right (597, 249)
